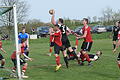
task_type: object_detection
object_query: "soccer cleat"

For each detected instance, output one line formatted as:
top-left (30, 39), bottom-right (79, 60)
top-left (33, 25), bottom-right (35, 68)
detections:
top-left (22, 75), bottom-right (29, 79)
top-left (55, 64), bottom-right (62, 71)
top-left (88, 62), bottom-right (93, 66)
top-left (12, 70), bottom-right (16, 73)
top-left (21, 72), bottom-right (29, 78)
top-left (47, 53), bottom-right (51, 56)
top-left (0, 66), bottom-right (5, 68)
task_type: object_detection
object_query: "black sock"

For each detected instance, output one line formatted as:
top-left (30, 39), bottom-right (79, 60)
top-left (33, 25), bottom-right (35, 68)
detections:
top-left (64, 57), bottom-right (68, 65)
top-left (113, 44), bottom-right (116, 49)
top-left (71, 51), bottom-right (80, 63)
top-left (71, 51), bottom-right (78, 60)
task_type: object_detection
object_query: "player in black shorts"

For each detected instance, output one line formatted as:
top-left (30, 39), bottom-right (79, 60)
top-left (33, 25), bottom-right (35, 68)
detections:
top-left (113, 21), bottom-right (120, 69)
top-left (112, 21), bottom-right (120, 49)
top-left (50, 10), bottom-right (80, 67)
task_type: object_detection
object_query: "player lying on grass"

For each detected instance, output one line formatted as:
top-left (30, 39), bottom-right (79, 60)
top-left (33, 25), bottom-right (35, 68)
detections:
top-left (47, 27), bottom-right (54, 56)
top-left (0, 40), bottom-right (7, 68)
top-left (113, 21), bottom-right (120, 69)
top-left (50, 9), bottom-right (80, 67)
top-left (11, 39), bottom-right (32, 78)
top-left (67, 47), bottom-right (102, 61)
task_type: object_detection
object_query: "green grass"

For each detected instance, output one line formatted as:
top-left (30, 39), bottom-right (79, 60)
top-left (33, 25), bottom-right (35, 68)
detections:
top-left (0, 33), bottom-right (120, 80)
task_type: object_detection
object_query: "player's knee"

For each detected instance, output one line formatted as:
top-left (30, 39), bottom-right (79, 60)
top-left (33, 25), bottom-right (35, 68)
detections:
top-left (82, 51), bottom-right (86, 54)
top-left (68, 47), bottom-right (73, 52)
top-left (54, 54), bottom-right (58, 57)
top-left (117, 60), bottom-right (120, 64)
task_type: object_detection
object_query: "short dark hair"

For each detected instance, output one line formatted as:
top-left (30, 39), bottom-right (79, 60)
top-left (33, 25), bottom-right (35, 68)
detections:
top-left (59, 18), bottom-right (64, 24)
top-left (118, 21), bottom-right (120, 24)
top-left (22, 26), bottom-right (26, 30)
top-left (83, 18), bottom-right (89, 24)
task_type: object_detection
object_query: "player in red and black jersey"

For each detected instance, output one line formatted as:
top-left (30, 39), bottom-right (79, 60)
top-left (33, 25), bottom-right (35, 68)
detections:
top-left (11, 39), bottom-right (32, 78)
top-left (0, 40), bottom-right (7, 68)
top-left (50, 10), bottom-right (80, 66)
top-left (51, 26), bottom-right (67, 71)
top-left (77, 18), bottom-right (93, 66)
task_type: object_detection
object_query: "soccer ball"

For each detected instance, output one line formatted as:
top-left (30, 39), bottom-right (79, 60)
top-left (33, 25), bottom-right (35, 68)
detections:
top-left (49, 9), bottom-right (54, 15)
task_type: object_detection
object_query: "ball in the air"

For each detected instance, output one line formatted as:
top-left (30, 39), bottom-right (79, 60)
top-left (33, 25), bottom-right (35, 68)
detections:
top-left (49, 9), bottom-right (54, 15)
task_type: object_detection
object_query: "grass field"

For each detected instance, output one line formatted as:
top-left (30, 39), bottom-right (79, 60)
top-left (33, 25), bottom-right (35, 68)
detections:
top-left (0, 33), bottom-right (120, 80)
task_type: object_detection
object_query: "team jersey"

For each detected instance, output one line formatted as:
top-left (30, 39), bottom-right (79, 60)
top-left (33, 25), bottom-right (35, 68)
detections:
top-left (82, 26), bottom-right (93, 42)
top-left (57, 24), bottom-right (69, 38)
top-left (53, 30), bottom-right (62, 46)
top-left (50, 35), bottom-right (54, 42)
top-left (113, 26), bottom-right (119, 36)
top-left (11, 43), bottom-right (25, 59)
top-left (21, 43), bottom-right (26, 53)
top-left (0, 41), bottom-right (2, 48)
top-left (11, 51), bottom-right (16, 59)
top-left (18, 32), bottom-right (29, 43)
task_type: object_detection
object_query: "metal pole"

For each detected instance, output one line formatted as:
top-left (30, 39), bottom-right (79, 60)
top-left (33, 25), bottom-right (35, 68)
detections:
top-left (13, 4), bottom-right (22, 80)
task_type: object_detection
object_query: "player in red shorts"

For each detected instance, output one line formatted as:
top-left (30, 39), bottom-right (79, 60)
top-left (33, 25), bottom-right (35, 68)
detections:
top-left (77, 18), bottom-right (93, 66)
top-left (11, 39), bottom-right (32, 78)
top-left (47, 27), bottom-right (54, 56)
top-left (0, 40), bottom-right (7, 68)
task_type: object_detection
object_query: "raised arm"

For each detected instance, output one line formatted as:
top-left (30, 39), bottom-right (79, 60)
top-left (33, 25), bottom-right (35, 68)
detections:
top-left (51, 15), bottom-right (56, 25)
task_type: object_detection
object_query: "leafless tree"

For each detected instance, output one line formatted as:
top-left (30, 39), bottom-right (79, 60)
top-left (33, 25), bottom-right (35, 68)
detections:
top-left (0, 0), bottom-right (29, 39)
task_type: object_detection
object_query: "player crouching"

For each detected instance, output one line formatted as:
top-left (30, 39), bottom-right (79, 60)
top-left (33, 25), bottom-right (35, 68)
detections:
top-left (11, 39), bottom-right (32, 78)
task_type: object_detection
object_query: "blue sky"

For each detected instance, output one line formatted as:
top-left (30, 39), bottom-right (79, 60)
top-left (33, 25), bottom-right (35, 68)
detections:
top-left (27, 0), bottom-right (120, 22)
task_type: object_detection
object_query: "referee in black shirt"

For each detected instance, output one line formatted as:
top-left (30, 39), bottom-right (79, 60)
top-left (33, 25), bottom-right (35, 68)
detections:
top-left (112, 21), bottom-right (119, 49)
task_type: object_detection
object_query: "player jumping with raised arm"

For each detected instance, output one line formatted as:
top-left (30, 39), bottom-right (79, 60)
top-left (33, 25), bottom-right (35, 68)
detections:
top-left (0, 39), bottom-right (7, 68)
top-left (77, 18), bottom-right (93, 66)
top-left (50, 10), bottom-right (80, 67)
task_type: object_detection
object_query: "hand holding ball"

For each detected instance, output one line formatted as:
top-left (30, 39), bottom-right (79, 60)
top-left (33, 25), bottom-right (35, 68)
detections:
top-left (49, 9), bottom-right (55, 15)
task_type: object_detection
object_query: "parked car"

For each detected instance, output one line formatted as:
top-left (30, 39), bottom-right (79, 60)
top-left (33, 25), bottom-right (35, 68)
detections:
top-left (74, 26), bottom-right (83, 35)
top-left (105, 26), bottom-right (113, 32)
top-left (91, 26), bottom-right (107, 33)
top-left (37, 26), bottom-right (50, 38)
